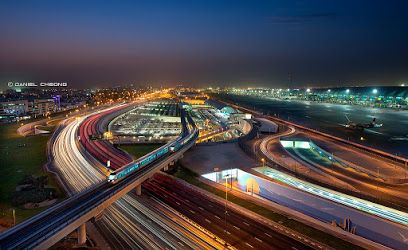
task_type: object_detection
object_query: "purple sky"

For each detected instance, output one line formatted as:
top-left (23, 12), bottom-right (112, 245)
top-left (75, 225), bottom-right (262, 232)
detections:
top-left (1, 0), bottom-right (407, 89)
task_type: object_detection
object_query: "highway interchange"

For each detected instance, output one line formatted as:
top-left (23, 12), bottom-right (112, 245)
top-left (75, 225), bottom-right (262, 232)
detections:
top-left (4, 95), bottom-right (408, 249)
top-left (49, 103), bottom-right (223, 249)
top-left (68, 102), bottom-right (312, 249)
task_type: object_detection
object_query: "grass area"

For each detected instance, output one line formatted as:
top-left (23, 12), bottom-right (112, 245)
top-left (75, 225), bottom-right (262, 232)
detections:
top-left (174, 164), bottom-right (363, 250)
top-left (0, 122), bottom-right (66, 226)
top-left (119, 143), bottom-right (163, 159)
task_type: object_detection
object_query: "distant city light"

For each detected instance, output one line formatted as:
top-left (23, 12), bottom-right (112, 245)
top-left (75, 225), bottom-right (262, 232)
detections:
top-left (307, 89), bottom-right (310, 92)
top-left (373, 89), bottom-right (378, 94)
top-left (328, 89), bottom-right (331, 92)
top-left (346, 89), bottom-right (350, 93)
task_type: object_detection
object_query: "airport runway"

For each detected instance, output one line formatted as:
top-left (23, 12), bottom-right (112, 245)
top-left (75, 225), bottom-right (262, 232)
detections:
top-left (214, 94), bottom-right (408, 157)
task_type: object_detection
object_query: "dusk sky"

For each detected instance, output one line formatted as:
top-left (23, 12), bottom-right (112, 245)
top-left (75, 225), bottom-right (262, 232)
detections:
top-left (1, 0), bottom-right (407, 89)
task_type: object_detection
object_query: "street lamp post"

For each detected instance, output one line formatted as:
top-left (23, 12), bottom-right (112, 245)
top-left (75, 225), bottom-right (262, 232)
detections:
top-left (224, 173), bottom-right (230, 248)
top-left (262, 158), bottom-right (265, 175)
top-left (9, 208), bottom-right (15, 227)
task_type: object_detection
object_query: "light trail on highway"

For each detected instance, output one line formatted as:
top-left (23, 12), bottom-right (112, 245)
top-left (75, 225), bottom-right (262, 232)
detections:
top-left (254, 166), bottom-right (408, 226)
top-left (143, 174), bottom-right (315, 250)
top-left (259, 123), bottom-right (408, 226)
top-left (51, 103), bottom-right (220, 249)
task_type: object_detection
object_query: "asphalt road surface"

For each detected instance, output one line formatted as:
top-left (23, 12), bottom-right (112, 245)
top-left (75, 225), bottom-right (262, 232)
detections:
top-left (143, 174), bottom-right (312, 250)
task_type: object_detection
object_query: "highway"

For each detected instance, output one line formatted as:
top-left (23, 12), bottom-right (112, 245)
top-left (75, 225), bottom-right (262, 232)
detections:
top-left (256, 120), bottom-right (408, 227)
top-left (0, 103), bottom-right (200, 249)
top-left (76, 105), bottom-right (315, 249)
top-left (51, 104), bottom-right (219, 249)
top-left (257, 166), bottom-right (408, 226)
top-left (78, 103), bottom-right (136, 170)
top-left (257, 119), bottom-right (408, 225)
top-left (282, 140), bottom-right (408, 203)
top-left (143, 174), bottom-right (312, 250)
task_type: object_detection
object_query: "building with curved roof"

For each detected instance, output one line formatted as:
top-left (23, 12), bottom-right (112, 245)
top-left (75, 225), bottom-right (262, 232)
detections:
top-left (234, 86), bottom-right (408, 108)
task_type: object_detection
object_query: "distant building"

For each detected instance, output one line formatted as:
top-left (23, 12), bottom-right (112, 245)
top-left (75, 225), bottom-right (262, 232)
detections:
top-left (32, 99), bottom-right (57, 115)
top-left (0, 100), bottom-right (29, 121)
top-left (234, 86), bottom-right (408, 108)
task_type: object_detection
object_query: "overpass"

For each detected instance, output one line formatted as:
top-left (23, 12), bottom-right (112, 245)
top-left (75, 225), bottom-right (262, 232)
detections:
top-left (0, 106), bottom-right (198, 249)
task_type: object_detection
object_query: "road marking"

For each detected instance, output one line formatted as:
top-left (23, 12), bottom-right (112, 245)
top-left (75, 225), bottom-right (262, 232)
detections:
top-left (255, 237), bottom-right (262, 242)
top-left (178, 242), bottom-right (184, 246)
top-left (161, 229), bottom-right (166, 233)
top-left (199, 207), bottom-right (204, 210)
top-left (224, 230), bottom-right (231, 235)
top-left (245, 243), bottom-right (254, 248)
top-left (164, 194), bottom-right (168, 198)
top-left (176, 202), bottom-right (180, 205)
top-left (205, 219), bottom-right (211, 223)
top-left (209, 204), bottom-right (213, 207)
top-left (185, 199), bottom-right (190, 202)
top-left (243, 222), bottom-right (250, 226)
top-left (233, 225), bottom-right (240, 230)
top-left (292, 247), bottom-right (298, 250)
top-left (215, 215), bottom-right (220, 219)
top-left (265, 233), bottom-right (272, 237)
top-left (190, 210), bottom-right (195, 214)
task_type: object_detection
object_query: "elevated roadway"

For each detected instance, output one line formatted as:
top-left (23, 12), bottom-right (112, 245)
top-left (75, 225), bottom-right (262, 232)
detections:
top-left (49, 103), bottom-right (220, 249)
top-left (0, 103), bottom-right (199, 249)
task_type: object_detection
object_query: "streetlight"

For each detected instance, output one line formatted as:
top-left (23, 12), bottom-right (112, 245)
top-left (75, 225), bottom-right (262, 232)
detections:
top-left (10, 208), bottom-right (15, 227)
top-left (262, 158), bottom-right (265, 174)
top-left (224, 173), bottom-right (230, 248)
